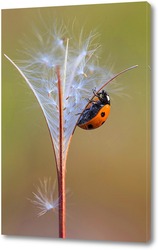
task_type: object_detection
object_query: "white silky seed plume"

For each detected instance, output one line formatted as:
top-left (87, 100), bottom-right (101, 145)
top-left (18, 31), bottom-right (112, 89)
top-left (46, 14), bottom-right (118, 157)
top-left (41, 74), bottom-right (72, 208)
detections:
top-left (4, 23), bottom-right (113, 166)
top-left (29, 177), bottom-right (59, 217)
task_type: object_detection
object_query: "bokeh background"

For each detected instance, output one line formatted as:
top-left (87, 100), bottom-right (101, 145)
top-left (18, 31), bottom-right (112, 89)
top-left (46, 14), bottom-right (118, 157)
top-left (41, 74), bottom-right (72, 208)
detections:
top-left (2, 2), bottom-right (150, 242)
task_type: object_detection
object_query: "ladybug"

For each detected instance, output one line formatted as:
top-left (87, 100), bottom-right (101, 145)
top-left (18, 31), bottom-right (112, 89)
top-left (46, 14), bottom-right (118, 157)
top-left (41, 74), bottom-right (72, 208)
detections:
top-left (77, 89), bottom-right (111, 130)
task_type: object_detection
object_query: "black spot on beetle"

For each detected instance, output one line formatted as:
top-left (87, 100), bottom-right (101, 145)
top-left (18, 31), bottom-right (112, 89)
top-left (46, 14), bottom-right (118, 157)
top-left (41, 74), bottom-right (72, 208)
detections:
top-left (88, 124), bottom-right (93, 129)
top-left (101, 112), bottom-right (105, 117)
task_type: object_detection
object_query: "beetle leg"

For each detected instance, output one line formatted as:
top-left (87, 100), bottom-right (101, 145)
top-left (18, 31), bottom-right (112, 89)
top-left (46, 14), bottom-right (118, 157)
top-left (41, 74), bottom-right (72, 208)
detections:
top-left (85, 98), bottom-right (97, 104)
top-left (92, 88), bottom-right (97, 96)
top-left (92, 88), bottom-right (101, 99)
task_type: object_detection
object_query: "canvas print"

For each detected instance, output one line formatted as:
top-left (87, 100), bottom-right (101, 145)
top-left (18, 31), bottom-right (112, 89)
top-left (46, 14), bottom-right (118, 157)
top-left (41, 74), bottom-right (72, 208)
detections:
top-left (2, 2), bottom-right (150, 242)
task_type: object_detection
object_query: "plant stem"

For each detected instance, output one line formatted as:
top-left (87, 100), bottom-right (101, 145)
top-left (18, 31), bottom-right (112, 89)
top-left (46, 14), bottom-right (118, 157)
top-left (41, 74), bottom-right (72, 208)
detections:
top-left (56, 66), bottom-right (66, 238)
top-left (96, 65), bottom-right (138, 93)
top-left (57, 165), bottom-right (66, 238)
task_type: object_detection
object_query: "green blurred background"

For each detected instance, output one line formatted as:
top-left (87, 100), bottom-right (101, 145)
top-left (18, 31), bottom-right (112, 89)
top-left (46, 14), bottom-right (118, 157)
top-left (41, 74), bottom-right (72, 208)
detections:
top-left (2, 2), bottom-right (150, 242)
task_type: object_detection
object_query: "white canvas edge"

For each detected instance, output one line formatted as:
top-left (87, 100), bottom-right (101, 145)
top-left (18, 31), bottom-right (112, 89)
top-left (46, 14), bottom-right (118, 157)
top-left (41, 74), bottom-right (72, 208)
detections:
top-left (0, 1), bottom-right (157, 250)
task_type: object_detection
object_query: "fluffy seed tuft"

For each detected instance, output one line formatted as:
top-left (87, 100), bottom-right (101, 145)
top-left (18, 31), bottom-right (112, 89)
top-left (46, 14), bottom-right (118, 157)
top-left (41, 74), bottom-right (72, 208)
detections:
top-left (5, 22), bottom-right (114, 166)
top-left (28, 177), bottom-right (59, 217)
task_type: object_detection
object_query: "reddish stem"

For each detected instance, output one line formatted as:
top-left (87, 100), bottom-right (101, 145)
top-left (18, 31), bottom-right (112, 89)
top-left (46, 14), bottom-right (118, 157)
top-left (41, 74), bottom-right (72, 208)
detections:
top-left (57, 166), bottom-right (66, 238)
top-left (56, 66), bottom-right (66, 238)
